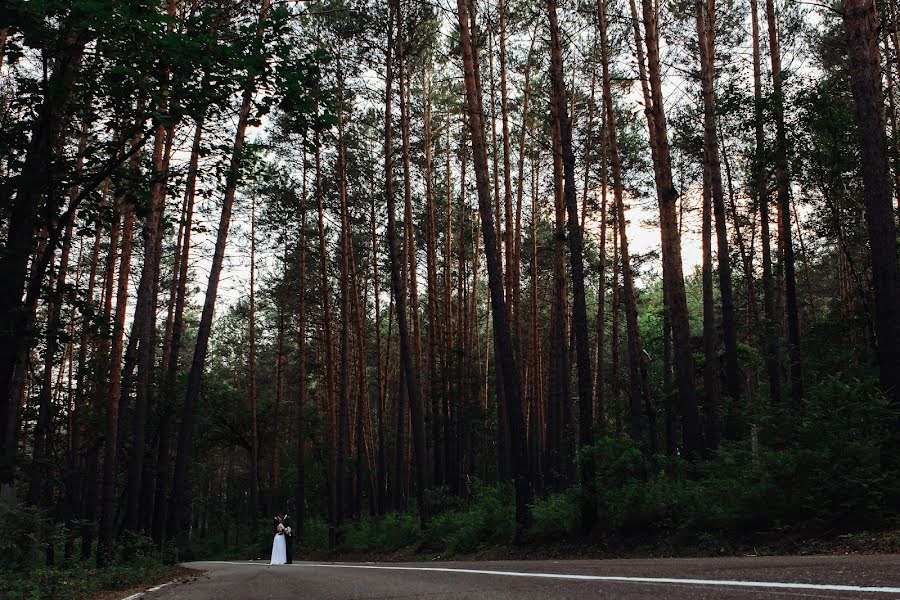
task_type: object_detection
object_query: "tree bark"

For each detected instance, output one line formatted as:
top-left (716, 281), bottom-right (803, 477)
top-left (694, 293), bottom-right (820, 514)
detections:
top-left (97, 192), bottom-right (135, 566)
top-left (167, 0), bottom-right (272, 543)
top-left (600, 0), bottom-right (651, 451)
top-left (765, 0), bottom-right (803, 407)
top-left (546, 0), bottom-right (595, 490)
top-left (637, 0), bottom-right (703, 454)
top-left (696, 0), bottom-right (736, 446)
top-left (385, 0), bottom-right (429, 524)
top-left (843, 0), bottom-right (900, 407)
top-left (455, 0), bottom-right (530, 534)
top-left (749, 0), bottom-right (781, 405)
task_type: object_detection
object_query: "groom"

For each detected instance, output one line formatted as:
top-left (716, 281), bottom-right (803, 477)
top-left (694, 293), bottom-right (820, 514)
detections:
top-left (283, 514), bottom-right (294, 564)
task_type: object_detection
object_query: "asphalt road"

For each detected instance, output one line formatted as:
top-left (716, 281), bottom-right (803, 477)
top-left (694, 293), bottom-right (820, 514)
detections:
top-left (129, 555), bottom-right (900, 599)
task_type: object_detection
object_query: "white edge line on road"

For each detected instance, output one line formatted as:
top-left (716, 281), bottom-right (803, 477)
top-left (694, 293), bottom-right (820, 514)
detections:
top-left (118, 579), bottom-right (173, 599)
top-left (194, 560), bottom-right (900, 594)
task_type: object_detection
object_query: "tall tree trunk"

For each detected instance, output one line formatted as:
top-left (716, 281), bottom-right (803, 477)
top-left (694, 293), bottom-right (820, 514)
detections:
top-left (548, 118), bottom-right (571, 492)
top-left (1, 25), bottom-right (88, 493)
top-left (843, 0), bottom-right (900, 407)
top-left (125, 115), bottom-right (173, 533)
top-left (371, 167), bottom-right (386, 516)
top-left (515, 33), bottom-right (537, 386)
top-left (701, 174), bottom-right (721, 452)
top-left (385, 0), bottom-right (429, 524)
top-left (153, 118), bottom-right (202, 545)
top-left (455, 0), bottom-right (530, 534)
top-left (600, 0), bottom-right (652, 450)
top-left (336, 77), bottom-right (352, 533)
top-left (248, 195), bottom-right (260, 529)
top-left (750, 0), bottom-right (781, 405)
top-left (313, 127), bottom-right (338, 545)
top-left (546, 0), bottom-right (595, 490)
top-left (97, 194), bottom-right (136, 566)
top-left (638, 0), bottom-right (703, 454)
top-left (499, 0), bottom-right (515, 352)
top-left (77, 181), bottom-right (113, 560)
top-left (422, 66), bottom-right (443, 488)
top-left (28, 110), bottom-right (90, 507)
top-left (396, 28), bottom-right (429, 507)
top-left (696, 0), bottom-right (737, 446)
top-left (167, 0), bottom-right (272, 542)
top-left (765, 0), bottom-right (803, 407)
top-left (295, 161), bottom-right (309, 537)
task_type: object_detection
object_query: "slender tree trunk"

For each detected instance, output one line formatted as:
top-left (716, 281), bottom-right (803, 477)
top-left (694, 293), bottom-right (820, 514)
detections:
top-left (455, 0), bottom-right (530, 534)
top-left (76, 180), bottom-right (112, 560)
top-left (396, 29), bottom-right (429, 507)
top-left (638, 0), bottom-right (703, 454)
top-left (422, 66), bottom-right (443, 488)
top-left (248, 195), bottom-right (260, 529)
top-left (600, 0), bottom-right (652, 450)
top-left (750, 0), bottom-right (781, 405)
top-left (843, 0), bottom-right (900, 407)
top-left (295, 160), bottom-right (309, 537)
top-left (515, 33), bottom-right (537, 386)
top-left (548, 118), bottom-right (570, 492)
top-left (546, 0), bottom-right (595, 489)
top-left (167, 0), bottom-right (272, 542)
top-left (371, 167), bottom-right (386, 516)
top-left (153, 118), bottom-right (202, 545)
top-left (97, 194), bottom-right (135, 566)
top-left (335, 78), bottom-right (352, 532)
top-left (125, 115), bottom-right (173, 533)
top-left (696, 0), bottom-right (737, 446)
top-left (701, 173), bottom-right (721, 453)
top-left (1, 26), bottom-right (88, 492)
top-left (765, 0), bottom-right (803, 407)
top-left (385, 0), bottom-right (429, 524)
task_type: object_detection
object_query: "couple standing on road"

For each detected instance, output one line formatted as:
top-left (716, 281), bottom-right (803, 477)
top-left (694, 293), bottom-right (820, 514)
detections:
top-left (270, 513), bottom-right (294, 565)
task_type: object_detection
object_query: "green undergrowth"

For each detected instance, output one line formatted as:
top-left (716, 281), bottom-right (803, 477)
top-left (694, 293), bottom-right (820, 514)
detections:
top-left (285, 375), bottom-right (900, 558)
top-left (0, 507), bottom-right (177, 600)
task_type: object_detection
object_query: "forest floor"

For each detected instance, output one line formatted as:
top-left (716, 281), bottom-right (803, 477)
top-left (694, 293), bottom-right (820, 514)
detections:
top-left (294, 528), bottom-right (900, 564)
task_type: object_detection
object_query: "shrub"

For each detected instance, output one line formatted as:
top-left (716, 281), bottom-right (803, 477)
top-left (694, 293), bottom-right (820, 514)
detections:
top-left (341, 513), bottom-right (421, 552)
top-left (424, 481), bottom-right (515, 554)
top-left (529, 487), bottom-right (584, 541)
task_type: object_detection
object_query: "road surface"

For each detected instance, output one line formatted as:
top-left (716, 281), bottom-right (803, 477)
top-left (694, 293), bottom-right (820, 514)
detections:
top-left (128, 555), bottom-right (900, 599)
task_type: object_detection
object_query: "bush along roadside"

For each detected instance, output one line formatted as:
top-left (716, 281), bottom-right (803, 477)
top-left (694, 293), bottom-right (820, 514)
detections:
top-left (0, 503), bottom-right (184, 600)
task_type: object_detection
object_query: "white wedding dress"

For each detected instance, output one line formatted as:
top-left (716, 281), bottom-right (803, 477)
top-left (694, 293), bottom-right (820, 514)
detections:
top-left (270, 524), bottom-right (287, 565)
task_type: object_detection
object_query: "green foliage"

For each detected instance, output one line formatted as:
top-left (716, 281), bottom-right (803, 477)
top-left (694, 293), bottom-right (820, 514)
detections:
top-left (581, 375), bottom-right (896, 549)
top-left (423, 482), bottom-right (515, 554)
top-left (529, 487), bottom-right (585, 541)
top-left (0, 506), bottom-right (175, 600)
top-left (341, 513), bottom-right (422, 553)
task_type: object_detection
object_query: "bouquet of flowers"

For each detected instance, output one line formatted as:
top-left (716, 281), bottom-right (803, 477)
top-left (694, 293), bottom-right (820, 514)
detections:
top-left (284, 526), bottom-right (292, 537)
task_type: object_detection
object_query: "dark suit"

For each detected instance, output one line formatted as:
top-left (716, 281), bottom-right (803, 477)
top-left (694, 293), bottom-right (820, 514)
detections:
top-left (283, 515), bottom-right (294, 563)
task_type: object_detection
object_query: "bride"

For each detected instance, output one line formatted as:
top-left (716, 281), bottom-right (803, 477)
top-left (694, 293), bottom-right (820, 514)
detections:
top-left (270, 516), bottom-right (287, 565)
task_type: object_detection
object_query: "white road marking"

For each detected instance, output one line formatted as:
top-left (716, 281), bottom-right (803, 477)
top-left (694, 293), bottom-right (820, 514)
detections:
top-left (194, 560), bottom-right (900, 594)
top-left (118, 580), bottom-right (173, 599)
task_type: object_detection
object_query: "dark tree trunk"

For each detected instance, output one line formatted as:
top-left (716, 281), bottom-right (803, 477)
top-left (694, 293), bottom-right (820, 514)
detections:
top-left (749, 0), bottom-right (781, 405)
top-left (1, 25), bottom-right (88, 492)
top-left (455, 0), bottom-right (530, 535)
top-left (546, 0), bottom-right (595, 493)
top-left (97, 194), bottom-right (136, 566)
top-left (765, 0), bottom-right (803, 408)
top-left (843, 0), bottom-right (900, 407)
top-left (600, 0), bottom-right (654, 451)
top-left (638, 0), bottom-right (703, 455)
top-left (167, 0), bottom-right (271, 542)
